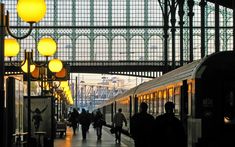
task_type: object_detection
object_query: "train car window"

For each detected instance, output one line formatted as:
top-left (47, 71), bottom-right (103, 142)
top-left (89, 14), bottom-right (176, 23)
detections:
top-left (147, 94), bottom-right (150, 103)
top-left (151, 93), bottom-right (155, 114)
top-left (224, 90), bottom-right (235, 124)
top-left (150, 93), bottom-right (155, 114)
top-left (163, 90), bottom-right (167, 113)
top-left (105, 105), bottom-right (113, 125)
top-left (174, 87), bottom-right (181, 115)
top-left (139, 96), bottom-right (142, 103)
top-left (155, 92), bottom-right (159, 115)
top-left (150, 93), bottom-right (154, 114)
top-left (146, 95), bottom-right (150, 113)
top-left (158, 91), bottom-right (164, 114)
top-left (163, 90), bottom-right (167, 100)
top-left (168, 88), bottom-right (174, 102)
top-left (143, 95), bottom-right (146, 102)
top-left (188, 83), bottom-right (192, 116)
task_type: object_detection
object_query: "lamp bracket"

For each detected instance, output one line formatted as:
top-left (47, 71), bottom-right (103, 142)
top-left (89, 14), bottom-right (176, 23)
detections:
top-left (5, 11), bottom-right (34, 39)
top-left (35, 62), bottom-right (47, 67)
top-left (38, 81), bottom-right (61, 94)
top-left (8, 57), bottom-right (25, 67)
top-left (34, 57), bottom-right (49, 67)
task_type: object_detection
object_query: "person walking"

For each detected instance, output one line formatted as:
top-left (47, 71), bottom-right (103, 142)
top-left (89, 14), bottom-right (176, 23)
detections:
top-left (130, 102), bottom-right (155, 147)
top-left (69, 108), bottom-right (79, 135)
top-left (155, 101), bottom-right (187, 147)
top-left (86, 110), bottom-right (92, 133)
top-left (79, 108), bottom-right (90, 140)
top-left (93, 109), bottom-right (106, 140)
top-left (113, 108), bottom-right (127, 143)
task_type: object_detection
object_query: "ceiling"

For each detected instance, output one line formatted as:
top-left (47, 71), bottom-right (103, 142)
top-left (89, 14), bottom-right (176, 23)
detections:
top-left (207, 0), bottom-right (233, 9)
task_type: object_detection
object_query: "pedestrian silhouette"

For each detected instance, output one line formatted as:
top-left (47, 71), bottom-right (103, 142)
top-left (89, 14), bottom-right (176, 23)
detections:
top-left (31, 105), bottom-right (48, 131)
top-left (113, 108), bottom-right (127, 143)
top-left (93, 109), bottom-right (106, 140)
top-left (86, 110), bottom-right (92, 133)
top-left (79, 108), bottom-right (90, 140)
top-left (68, 108), bottom-right (79, 135)
top-left (155, 101), bottom-right (187, 147)
top-left (130, 102), bottom-right (155, 147)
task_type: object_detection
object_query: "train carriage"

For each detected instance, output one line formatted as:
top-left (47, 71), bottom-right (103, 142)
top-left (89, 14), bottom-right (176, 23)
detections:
top-left (97, 51), bottom-right (235, 147)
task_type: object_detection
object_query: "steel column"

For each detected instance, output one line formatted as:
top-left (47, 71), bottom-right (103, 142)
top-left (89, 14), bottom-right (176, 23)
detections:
top-left (200, 0), bottom-right (206, 57)
top-left (188, 0), bottom-right (194, 62)
top-left (215, 0), bottom-right (220, 52)
top-left (163, 0), bottom-right (169, 71)
top-left (178, 0), bottom-right (185, 66)
top-left (0, 3), bottom-right (6, 147)
top-left (170, 0), bottom-right (177, 69)
top-left (233, 0), bottom-right (235, 51)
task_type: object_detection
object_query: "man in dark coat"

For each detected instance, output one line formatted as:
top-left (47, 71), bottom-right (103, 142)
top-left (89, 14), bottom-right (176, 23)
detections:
top-left (130, 102), bottom-right (155, 147)
top-left (155, 101), bottom-right (187, 147)
top-left (79, 108), bottom-right (90, 140)
top-left (93, 109), bottom-right (105, 140)
top-left (69, 108), bottom-right (79, 135)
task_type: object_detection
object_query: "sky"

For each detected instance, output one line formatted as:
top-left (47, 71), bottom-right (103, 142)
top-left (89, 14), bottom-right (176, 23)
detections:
top-left (70, 73), bottom-right (152, 89)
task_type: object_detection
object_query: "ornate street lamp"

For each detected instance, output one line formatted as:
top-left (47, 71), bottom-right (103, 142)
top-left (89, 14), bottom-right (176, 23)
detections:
top-left (0, 1), bottom-right (46, 145)
top-left (4, 36), bottom-right (63, 145)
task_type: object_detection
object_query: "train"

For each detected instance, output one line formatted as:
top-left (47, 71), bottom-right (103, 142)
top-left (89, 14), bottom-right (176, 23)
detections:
top-left (96, 51), bottom-right (235, 147)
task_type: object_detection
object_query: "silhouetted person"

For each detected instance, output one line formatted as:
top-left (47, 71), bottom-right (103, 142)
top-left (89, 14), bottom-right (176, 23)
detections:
top-left (31, 105), bottom-right (48, 131)
top-left (79, 108), bottom-right (90, 140)
top-left (93, 109), bottom-right (105, 140)
top-left (130, 102), bottom-right (155, 147)
top-left (113, 108), bottom-right (127, 143)
top-left (86, 110), bottom-right (92, 133)
top-left (69, 108), bottom-right (79, 135)
top-left (67, 111), bottom-right (72, 127)
top-left (155, 101), bottom-right (187, 147)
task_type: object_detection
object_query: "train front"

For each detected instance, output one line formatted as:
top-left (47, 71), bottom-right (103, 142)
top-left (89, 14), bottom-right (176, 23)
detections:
top-left (192, 51), bottom-right (235, 147)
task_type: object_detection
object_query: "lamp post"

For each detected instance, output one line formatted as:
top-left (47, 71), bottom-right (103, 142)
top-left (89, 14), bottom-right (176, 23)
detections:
top-left (36, 58), bottom-right (63, 96)
top-left (5, 37), bottom-right (62, 145)
top-left (0, 1), bottom-right (46, 146)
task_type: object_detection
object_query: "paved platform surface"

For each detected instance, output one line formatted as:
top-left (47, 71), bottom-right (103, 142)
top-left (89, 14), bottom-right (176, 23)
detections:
top-left (54, 126), bottom-right (134, 147)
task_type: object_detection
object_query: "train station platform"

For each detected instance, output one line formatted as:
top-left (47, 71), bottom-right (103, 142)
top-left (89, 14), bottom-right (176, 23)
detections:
top-left (54, 126), bottom-right (134, 147)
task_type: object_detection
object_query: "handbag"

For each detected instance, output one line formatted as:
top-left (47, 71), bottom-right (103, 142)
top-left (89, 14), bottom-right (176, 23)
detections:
top-left (99, 118), bottom-right (106, 125)
top-left (110, 127), bottom-right (115, 134)
top-left (101, 119), bottom-right (106, 125)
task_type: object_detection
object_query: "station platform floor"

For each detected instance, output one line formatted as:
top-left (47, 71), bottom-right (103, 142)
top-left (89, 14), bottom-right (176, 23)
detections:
top-left (54, 126), bottom-right (135, 147)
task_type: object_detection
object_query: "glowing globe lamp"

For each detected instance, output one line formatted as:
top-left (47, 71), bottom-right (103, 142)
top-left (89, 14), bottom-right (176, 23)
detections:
top-left (63, 86), bottom-right (69, 93)
top-left (17, 0), bottom-right (46, 23)
top-left (60, 81), bottom-right (68, 88)
top-left (38, 38), bottom-right (57, 56)
top-left (4, 38), bottom-right (20, 57)
top-left (21, 60), bottom-right (36, 73)
top-left (48, 59), bottom-right (63, 72)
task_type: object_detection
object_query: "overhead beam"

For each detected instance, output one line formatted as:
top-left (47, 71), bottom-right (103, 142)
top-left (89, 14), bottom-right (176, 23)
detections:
top-left (207, 0), bottom-right (232, 9)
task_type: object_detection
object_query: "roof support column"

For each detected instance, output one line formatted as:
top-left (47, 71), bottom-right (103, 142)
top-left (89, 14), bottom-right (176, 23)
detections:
top-left (188, 0), bottom-right (194, 62)
top-left (199, 0), bottom-right (206, 58)
top-left (90, 0), bottom-right (95, 61)
top-left (144, 0), bottom-right (148, 61)
top-left (214, 0), bottom-right (220, 52)
top-left (72, 0), bottom-right (76, 60)
top-left (108, 0), bottom-right (112, 61)
top-left (170, 0), bottom-right (178, 69)
top-left (178, 0), bottom-right (185, 66)
top-left (126, 0), bottom-right (131, 60)
top-left (233, 0), bottom-right (235, 51)
top-left (158, 0), bottom-right (170, 73)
